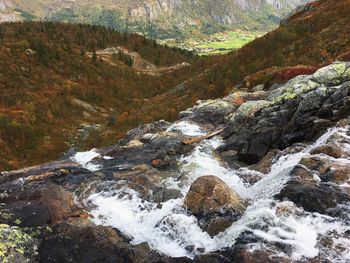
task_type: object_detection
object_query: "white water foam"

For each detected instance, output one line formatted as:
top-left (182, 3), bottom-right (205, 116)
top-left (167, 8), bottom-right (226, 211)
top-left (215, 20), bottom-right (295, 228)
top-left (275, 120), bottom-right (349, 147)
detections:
top-left (72, 149), bottom-right (101, 171)
top-left (87, 122), bottom-right (350, 261)
top-left (88, 187), bottom-right (217, 258)
top-left (166, 121), bottom-right (206, 136)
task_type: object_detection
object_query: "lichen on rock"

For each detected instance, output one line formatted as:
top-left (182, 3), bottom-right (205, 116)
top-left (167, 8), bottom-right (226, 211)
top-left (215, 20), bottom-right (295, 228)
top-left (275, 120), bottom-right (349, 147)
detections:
top-left (0, 224), bottom-right (38, 263)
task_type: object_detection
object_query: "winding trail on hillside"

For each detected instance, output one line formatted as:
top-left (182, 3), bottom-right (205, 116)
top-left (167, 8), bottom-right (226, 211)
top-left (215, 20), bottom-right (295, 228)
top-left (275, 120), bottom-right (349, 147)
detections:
top-left (88, 47), bottom-right (191, 76)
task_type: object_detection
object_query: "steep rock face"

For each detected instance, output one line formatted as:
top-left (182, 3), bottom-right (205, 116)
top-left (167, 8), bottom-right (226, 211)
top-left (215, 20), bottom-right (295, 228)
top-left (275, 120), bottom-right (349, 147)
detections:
top-left (0, 0), bottom-right (312, 39)
top-left (0, 0), bottom-right (19, 22)
top-left (222, 62), bottom-right (350, 162)
top-left (122, 0), bottom-right (312, 30)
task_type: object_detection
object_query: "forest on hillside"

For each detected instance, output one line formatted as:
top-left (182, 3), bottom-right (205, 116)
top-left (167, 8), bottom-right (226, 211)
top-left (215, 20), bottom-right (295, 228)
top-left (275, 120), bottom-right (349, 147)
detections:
top-left (0, 22), bottom-right (203, 170)
top-left (0, 0), bottom-right (350, 171)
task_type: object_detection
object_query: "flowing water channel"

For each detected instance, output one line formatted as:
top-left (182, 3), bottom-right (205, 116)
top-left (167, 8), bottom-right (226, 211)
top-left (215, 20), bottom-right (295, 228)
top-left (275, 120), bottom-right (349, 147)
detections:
top-left (78, 121), bottom-right (350, 261)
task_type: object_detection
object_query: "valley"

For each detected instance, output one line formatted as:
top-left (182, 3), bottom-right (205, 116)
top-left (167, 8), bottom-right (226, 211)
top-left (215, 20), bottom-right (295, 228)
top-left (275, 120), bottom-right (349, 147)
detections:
top-left (0, 22), bottom-right (199, 171)
top-left (0, 0), bottom-right (349, 172)
top-left (0, 0), bottom-right (311, 54)
top-left (0, 0), bottom-right (350, 262)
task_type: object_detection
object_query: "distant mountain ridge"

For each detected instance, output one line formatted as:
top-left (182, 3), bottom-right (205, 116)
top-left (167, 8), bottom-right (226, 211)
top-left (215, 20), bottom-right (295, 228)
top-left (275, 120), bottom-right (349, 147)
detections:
top-left (0, 0), bottom-right (311, 40)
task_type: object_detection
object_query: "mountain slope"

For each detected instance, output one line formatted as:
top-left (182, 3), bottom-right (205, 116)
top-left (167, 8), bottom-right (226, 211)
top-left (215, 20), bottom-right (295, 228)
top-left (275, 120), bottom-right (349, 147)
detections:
top-left (0, 0), bottom-right (349, 172)
top-left (0, 0), bottom-right (311, 40)
top-left (0, 62), bottom-right (349, 263)
top-left (125, 0), bottom-right (350, 128)
top-left (0, 22), bottom-right (197, 171)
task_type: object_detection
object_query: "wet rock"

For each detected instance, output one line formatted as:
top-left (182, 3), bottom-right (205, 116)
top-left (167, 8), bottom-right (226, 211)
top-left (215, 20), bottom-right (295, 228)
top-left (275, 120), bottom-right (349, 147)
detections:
top-left (109, 167), bottom-right (182, 203)
top-left (289, 165), bottom-right (316, 182)
top-left (140, 133), bottom-right (159, 143)
top-left (101, 135), bottom-right (187, 169)
top-left (228, 231), bottom-right (296, 263)
top-left (310, 144), bottom-right (343, 158)
top-left (204, 217), bottom-right (234, 237)
top-left (184, 176), bottom-right (246, 236)
top-left (231, 245), bottom-right (292, 263)
top-left (276, 180), bottom-right (350, 214)
top-left (152, 187), bottom-right (182, 203)
top-left (184, 176), bottom-right (246, 215)
top-left (79, 226), bottom-right (126, 248)
top-left (194, 252), bottom-right (231, 263)
top-left (40, 224), bottom-right (167, 263)
top-left (300, 156), bottom-right (331, 175)
top-left (337, 118), bottom-right (350, 128)
top-left (112, 168), bottom-right (164, 190)
top-left (40, 186), bottom-right (75, 224)
top-left (235, 168), bottom-right (264, 185)
top-left (151, 158), bottom-right (172, 169)
top-left (215, 149), bottom-right (243, 169)
top-left (0, 160), bottom-right (79, 185)
top-left (275, 201), bottom-right (303, 217)
top-left (282, 143), bottom-right (307, 155)
top-left (300, 156), bottom-right (350, 183)
top-left (249, 149), bottom-right (281, 174)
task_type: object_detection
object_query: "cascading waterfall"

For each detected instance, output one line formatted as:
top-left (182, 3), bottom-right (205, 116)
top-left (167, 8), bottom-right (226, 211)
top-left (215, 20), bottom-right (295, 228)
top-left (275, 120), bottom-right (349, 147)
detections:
top-left (87, 121), bottom-right (350, 261)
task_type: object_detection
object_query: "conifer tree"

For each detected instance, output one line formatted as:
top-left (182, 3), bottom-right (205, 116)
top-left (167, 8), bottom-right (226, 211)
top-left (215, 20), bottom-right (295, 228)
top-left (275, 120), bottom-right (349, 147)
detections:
top-left (0, 27), bottom-right (3, 41)
top-left (92, 50), bottom-right (97, 65)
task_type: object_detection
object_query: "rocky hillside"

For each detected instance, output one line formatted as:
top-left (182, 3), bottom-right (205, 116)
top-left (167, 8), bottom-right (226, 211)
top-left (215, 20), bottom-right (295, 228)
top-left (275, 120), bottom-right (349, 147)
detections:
top-left (0, 0), bottom-right (311, 40)
top-left (0, 61), bottom-right (349, 262)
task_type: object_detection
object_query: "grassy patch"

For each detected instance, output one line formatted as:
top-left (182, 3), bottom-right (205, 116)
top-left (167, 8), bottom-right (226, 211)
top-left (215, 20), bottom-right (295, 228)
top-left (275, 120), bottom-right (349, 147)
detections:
top-left (194, 30), bottom-right (264, 56)
top-left (164, 30), bottom-right (264, 56)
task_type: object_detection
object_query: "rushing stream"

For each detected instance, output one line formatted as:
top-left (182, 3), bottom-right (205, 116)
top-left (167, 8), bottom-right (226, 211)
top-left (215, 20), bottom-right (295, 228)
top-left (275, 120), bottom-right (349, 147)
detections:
top-left (84, 121), bottom-right (350, 261)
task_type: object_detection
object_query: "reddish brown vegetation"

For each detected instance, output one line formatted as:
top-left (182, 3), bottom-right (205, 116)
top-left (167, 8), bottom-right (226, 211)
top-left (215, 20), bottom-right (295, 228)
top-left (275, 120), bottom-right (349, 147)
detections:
top-left (0, 0), bottom-right (349, 171)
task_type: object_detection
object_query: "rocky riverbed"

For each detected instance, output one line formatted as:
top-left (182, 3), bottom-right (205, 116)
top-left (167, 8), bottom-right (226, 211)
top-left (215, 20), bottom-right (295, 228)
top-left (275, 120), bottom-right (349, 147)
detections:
top-left (0, 62), bottom-right (350, 262)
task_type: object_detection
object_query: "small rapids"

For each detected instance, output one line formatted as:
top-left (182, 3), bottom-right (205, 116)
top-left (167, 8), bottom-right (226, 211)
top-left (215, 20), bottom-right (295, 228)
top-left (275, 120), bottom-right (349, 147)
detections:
top-left (86, 121), bottom-right (350, 261)
top-left (72, 149), bottom-right (101, 172)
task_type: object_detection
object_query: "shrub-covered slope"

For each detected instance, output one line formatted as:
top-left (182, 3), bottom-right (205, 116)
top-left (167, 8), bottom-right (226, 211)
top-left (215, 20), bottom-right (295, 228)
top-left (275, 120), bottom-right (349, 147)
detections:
top-left (0, 22), bottom-right (197, 171)
top-left (129, 0), bottom-right (350, 130)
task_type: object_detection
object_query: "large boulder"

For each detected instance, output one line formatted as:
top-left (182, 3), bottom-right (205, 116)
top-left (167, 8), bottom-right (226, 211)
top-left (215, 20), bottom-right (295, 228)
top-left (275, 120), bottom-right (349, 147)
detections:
top-left (184, 176), bottom-right (247, 236)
